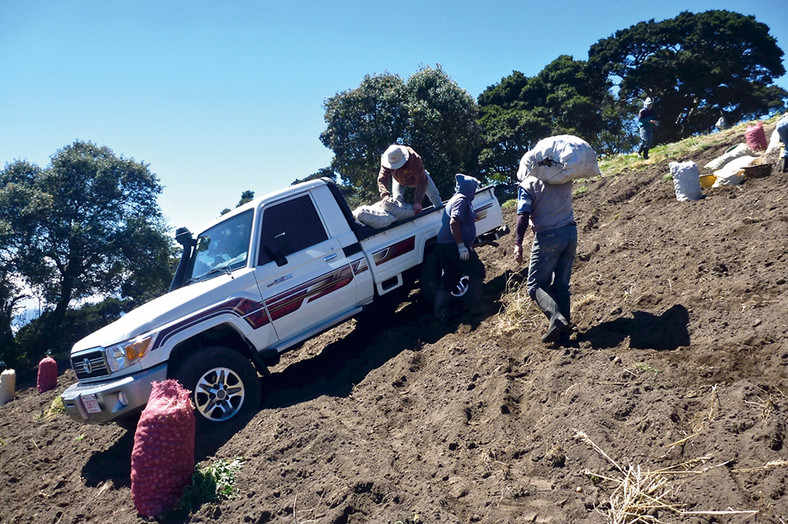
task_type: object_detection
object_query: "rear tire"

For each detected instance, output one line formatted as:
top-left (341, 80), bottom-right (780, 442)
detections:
top-left (169, 346), bottom-right (261, 427)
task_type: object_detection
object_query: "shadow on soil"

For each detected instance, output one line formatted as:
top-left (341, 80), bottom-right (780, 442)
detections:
top-left (580, 304), bottom-right (690, 350)
top-left (80, 281), bottom-right (507, 499)
top-left (262, 276), bottom-right (506, 410)
top-left (262, 298), bottom-right (444, 410)
top-left (82, 430), bottom-right (134, 488)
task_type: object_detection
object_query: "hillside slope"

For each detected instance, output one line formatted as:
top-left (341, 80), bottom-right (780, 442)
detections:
top-left (1, 121), bottom-right (787, 523)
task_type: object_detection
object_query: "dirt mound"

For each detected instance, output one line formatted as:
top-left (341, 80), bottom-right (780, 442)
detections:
top-left (1, 124), bottom-right (787, 523)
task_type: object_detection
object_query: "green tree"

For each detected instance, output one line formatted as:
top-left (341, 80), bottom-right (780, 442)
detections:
top-left (589, 10), bottom-right (787, 143)
top-left (320, 65), bottom-right (481, 201)
top-left (401, 66), bottom-right (483, 197)
top-left (477, 56), bottom-right (620, 182)
top-left (0, 272), bottom-right (26, 367)
top-left (0, 160), bottom-right (40, 366)
top-left (320, 73), bottom-right (408, 201)
top-left (0, 141), bottom-right (173, 360)
top-left (221, 190), bottom-right (256, 216)
top-left (291, 167), bottom-right (337, 186)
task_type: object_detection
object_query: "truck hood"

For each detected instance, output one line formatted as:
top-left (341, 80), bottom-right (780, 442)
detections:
top-left (72, 273), bottom-right (251, 353)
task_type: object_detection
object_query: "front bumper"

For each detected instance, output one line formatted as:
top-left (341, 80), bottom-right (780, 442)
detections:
top-left (61, 363), bottom-right (167, 424)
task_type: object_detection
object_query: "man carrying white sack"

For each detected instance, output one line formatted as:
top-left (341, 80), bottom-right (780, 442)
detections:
top-left (378, 144), bottom-right (442, 214)
top-left (513, 171), bottom-right (577, 346)
top-left (512, 134), bottom-right (599, 344)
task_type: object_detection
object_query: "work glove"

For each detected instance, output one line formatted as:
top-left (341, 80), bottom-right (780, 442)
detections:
top-left (457, 243), bottom-right (469, 261)
top-left (513, 244), bottom-right (523, 264)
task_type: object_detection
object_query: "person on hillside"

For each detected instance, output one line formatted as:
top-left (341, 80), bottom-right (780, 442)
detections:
top-left (513, 172), bottom-right (577, 345)
top-left (378, 144), bottom-right (442, 214)
top-left (776, 113), bottom-right (788, 173)
top-left (433, 174), bottom-right (486, 319)
top-left (637, 98), bottom-right (659, 159)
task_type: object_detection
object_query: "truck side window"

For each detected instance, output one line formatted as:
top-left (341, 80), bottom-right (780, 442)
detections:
top-left (258, 195), bottom-right (328, 265)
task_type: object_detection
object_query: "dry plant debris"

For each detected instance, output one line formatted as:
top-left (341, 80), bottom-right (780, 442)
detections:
top-left (491, 274), bottom-right (541, 335)
top-left (575, 430), bottom-right (759, 523)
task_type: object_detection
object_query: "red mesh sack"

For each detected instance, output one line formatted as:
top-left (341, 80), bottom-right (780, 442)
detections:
top-left (745, 121), bottom-right (767, 151)
top-left (37, 356), bottom-right (58, 393)
top-left (130, 379), bottom-right (195, 517)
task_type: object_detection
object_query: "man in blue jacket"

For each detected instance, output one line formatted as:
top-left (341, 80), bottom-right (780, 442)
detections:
top-left (434, 174), bottom-right (486, 319)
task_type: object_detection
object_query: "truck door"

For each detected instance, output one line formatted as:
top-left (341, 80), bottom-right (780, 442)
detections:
top-left (254, 193), bottom-right (357, 345)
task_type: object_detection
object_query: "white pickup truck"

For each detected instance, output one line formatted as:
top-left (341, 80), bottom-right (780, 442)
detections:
top-left (61, 178), bottom-right (505, 427)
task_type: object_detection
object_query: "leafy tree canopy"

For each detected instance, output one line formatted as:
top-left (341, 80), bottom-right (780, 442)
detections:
top-left (320, 65), bottom-right (481, 201)
top-left (477, 56), bottom-right (626, 181)
top-left (589, 10), bottom-right (788, 142)
top-left (0, 141), bottom-right (175, 349)
top-left (221, 190), bottom-right (256, 216)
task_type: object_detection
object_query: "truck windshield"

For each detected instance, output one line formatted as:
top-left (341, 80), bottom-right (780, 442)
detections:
top-left (186, 210), bottom-right (253, 283)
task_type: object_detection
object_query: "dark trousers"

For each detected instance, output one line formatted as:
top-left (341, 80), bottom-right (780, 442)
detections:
top-left (436, 243), bottom-right (485, 291)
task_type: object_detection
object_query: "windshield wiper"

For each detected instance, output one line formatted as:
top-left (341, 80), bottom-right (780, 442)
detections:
top-left (182, 262), bottom-right (238, 286)
top-left (203, 264), bottom-right (234, 280)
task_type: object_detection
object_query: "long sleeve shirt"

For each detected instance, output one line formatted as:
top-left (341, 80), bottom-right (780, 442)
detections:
top-left (377, 146), bottom-right (428, 203)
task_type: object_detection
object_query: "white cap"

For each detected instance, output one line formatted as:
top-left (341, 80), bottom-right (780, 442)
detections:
top-left (381, 144), bottom-right (409, 169)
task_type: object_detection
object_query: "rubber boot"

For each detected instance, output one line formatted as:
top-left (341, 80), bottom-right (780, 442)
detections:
top-left (643, 148), bottom-right (649, 160)
top-left (434, 290), bottom-right (451, 320)
top-left (780, 157), bottom-right (788, 173)
top-left (555, 294), bottom-right (572, 345)
top-left (533, 288), bottom-right (569, 344)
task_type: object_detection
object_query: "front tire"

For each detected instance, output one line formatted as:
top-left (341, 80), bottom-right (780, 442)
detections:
top-left (170, 346), bottom-right (261, 426)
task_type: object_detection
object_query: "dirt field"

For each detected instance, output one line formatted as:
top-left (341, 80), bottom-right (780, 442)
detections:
top-left (1, 123), bottom-right (787, 523)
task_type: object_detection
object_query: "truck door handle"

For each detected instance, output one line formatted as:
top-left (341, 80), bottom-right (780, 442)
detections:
top-left (323, 253), bottom-right (337, 262)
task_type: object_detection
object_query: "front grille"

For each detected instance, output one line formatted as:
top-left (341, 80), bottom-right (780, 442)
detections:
top-left (71, 349), bottom-right (109, 380)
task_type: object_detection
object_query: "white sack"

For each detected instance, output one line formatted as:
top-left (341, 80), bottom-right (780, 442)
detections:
top-left (704, 143), bottom-right (753, 171)
top-left (669, 161), bottom-right (703, 202)
top-left (381, 199), bottom-right (416, 220)
top-left (765, 126), bottom-right (782, 155)
top-left (353, 202), bottom-right (396, 229)
top-left (0, 369), bottom-right (15, 406)
top-left (517, 135), bottom-right (601, 185)
top-left (712, 155), bottom-right (756, 187)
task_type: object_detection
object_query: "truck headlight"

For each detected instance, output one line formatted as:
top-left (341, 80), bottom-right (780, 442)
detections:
top-left (105, 334), bottom-right (154, 373)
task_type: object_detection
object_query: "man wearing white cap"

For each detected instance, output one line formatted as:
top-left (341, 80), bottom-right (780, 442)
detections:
top-left (378, 144), bottom-right (442, 214)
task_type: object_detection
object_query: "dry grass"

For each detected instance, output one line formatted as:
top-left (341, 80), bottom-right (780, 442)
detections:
top-left (661, 385), bottom-right (719, 456)
top-left (732, 459), bottom-right (788, 474)
top-left (491, 274), bottom-right (542, 335)
top-left (575, 429), bottom-right (759, 523)
top-left (576, 430), bottom-right (680, 523)
top-left (744, 386), bottom-right (784, 420)
top-left (574, 292), bottom-right (598, 309)
top-left (596, 113), bottom-right (782, 179)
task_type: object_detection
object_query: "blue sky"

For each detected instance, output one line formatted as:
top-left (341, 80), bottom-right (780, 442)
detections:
top-left (2, 0), bottom-right (786, 234)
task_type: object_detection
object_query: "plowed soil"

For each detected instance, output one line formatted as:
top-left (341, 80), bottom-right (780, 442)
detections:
top-left (2, 122), bottom-right (787, 523)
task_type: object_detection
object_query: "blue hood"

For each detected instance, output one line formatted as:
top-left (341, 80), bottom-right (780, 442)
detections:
top-left (455, 173), bottom-right (479, 200)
